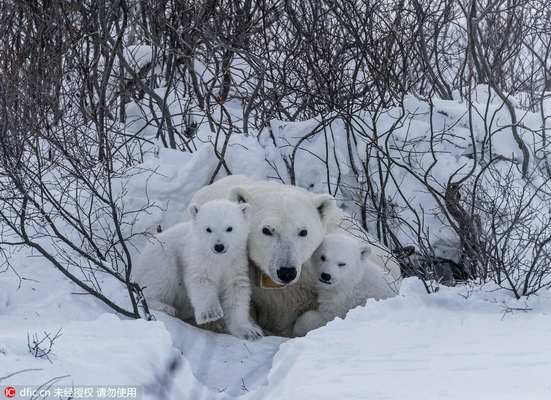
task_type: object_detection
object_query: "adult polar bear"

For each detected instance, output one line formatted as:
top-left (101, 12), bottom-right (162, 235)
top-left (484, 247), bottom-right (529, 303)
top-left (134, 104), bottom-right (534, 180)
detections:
top-left (185, 175), bottom-right (401, 337)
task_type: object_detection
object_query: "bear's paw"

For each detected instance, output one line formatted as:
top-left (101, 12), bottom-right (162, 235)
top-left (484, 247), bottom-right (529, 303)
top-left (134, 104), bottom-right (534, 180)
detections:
top-left (231, 323), bottom-right (264, 341)
top-left (195, 304), bottom-right (224, 325)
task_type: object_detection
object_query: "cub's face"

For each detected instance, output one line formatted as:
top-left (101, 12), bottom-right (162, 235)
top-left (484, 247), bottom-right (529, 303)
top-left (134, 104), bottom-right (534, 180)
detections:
top-left (188, 200), bottom-right (251, 256)
top-left (311, 234), bottom-right (370, 289)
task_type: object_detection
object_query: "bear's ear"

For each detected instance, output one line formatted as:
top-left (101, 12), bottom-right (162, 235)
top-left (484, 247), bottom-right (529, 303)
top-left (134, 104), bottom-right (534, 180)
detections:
top-left (239, 203), bottom-right (252, 220)
top-left (188, 203), bottom-right (200, 220)
top-left (360, 245), bottom-right (372, 261)
top-left (311, 194), bottom-right (336, 224)
top-left (229, 186), bottom-right (251, 204)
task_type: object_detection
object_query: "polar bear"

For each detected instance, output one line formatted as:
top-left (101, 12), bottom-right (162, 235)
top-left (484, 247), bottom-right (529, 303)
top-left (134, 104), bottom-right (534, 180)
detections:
top-left (185, 175), bottom-right (401, 337)
top-left (134, 199), bottom-right (263, 341)
top-left (292, 233), bottom-right (397, 337)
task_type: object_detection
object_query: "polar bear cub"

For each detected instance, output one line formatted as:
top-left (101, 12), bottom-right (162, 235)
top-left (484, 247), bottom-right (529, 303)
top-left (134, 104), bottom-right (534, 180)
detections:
top-left (292, 233), bottom-right (396, 337)
top-left (134, 199), bottom-right (263, 341)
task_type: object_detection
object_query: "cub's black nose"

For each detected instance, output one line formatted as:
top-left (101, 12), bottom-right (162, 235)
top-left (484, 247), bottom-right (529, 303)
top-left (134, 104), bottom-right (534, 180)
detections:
top-left (320, 273), bottom-right (332, 282)
top-left (276, 267), bottom-right (297, 283)
top-left (214, 244), bottom-right (225, 253)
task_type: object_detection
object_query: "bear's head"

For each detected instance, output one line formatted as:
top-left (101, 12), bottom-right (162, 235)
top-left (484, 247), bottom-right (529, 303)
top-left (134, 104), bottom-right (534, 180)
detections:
top-left (230, 186), bottom-right (335, 286)
top-left (188, 199), bottom-right (252, 257)
top-left (311, 233), bottom-right (371, 289)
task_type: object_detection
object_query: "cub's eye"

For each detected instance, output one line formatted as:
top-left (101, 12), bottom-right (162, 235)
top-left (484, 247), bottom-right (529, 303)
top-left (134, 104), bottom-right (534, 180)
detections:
top-left (338, 262), bottom-right (346, 267)
top-left (298, 229), bottom-right (308, 237)
top-left (320, 255), bottom-right (326, 261)
top-left (226, 227), bottom-right (233, 232)
top-left (206, 228), bottom-right (212, 233)
top-left (262, 227), bottom-right (272, 236)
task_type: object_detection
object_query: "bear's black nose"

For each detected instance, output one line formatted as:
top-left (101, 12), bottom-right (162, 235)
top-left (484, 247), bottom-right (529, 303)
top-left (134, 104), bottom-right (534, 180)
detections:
top-left (214, 244), bottom-right (225, 253)
top-left (276, 267), bottom-right (297, 283)
top-left (320, 273), bottom-right (332, 282)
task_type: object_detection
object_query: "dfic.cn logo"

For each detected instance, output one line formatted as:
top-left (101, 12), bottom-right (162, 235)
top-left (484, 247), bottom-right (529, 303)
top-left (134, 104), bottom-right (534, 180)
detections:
top-left (4, 387), bottom-right (16, 398)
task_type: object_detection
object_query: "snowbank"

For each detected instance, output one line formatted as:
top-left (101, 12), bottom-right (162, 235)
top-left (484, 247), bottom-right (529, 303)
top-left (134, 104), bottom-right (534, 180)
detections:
top-left (2, 259), bottom-right (551, 399)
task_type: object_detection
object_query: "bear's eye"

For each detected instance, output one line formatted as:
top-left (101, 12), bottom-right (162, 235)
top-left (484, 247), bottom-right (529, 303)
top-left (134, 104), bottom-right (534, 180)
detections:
top-left (206, 228), bottom-right (212, 233)
top-left (298, 229), bottom-right (308, 237)
top-left (338, 262), bottom-right (346, 267)
top-left (320, 255), bottom-right (326, 261)
top-left (226, 227), bottom-right (233, 232)
top-left (262, 227), bottom-right (272, 236)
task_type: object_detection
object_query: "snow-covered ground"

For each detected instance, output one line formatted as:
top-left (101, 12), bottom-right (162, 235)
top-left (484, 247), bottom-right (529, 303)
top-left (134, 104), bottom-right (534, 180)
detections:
top-left (2, 255), bottom-right (551, 399)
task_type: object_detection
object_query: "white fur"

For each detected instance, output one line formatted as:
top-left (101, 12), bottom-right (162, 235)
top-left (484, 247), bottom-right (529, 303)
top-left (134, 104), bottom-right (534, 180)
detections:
top-left (134, 199), bottom-right (263, 341)
top-left (185, 175), bottom-right (401, 337)
top-left (293, 233), bottom-right (397, 337)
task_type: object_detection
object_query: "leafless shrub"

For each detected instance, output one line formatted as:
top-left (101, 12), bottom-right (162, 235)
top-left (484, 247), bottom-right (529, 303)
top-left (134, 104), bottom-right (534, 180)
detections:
top-left (0, 0), bottom-right (155, 318)
top-left (27, 329), bottom-right (62, 364)
top-left (465, 164), bottom-right (551, 297)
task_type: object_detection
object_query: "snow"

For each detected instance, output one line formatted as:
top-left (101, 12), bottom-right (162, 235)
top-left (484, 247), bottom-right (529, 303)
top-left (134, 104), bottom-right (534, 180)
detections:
top-left (251, 279), bottom-right (551, 399)
top-left (2, 254), bottom-right (551, 399)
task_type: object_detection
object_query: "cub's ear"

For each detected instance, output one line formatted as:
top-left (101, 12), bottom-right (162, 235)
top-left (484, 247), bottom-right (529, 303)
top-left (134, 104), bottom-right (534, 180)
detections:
top-left (239, 203), bottom-right (252, 220)
top-left (229, 186), bottom-right (251, 204)
top-left (360, 245), bottom-right (372, 261)
top-left (311, 194), bottom-right (336, 224)
top-left (188, 203), bottom-right (200, 220)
